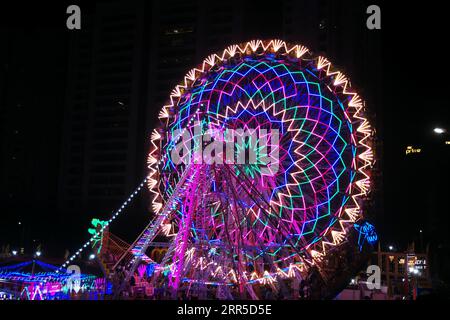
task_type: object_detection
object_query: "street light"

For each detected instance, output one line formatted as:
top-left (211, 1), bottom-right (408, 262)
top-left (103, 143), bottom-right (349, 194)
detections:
top-left (89, 254), bottom-right (96, 260)
top-left (12, 250), bottom-right (17, 256)
top-left (433, 127), bottom-right (445, 134)
top-left (408, 267), bottom-right (421, 276)
top-left (388, 245), bottom-right (394, 251)
top-left (35, 251), bottom-right (42, 257)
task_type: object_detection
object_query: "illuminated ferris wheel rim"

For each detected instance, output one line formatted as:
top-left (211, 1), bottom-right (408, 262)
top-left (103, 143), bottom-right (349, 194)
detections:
top-left (147, 39), bottom-right (374, 263)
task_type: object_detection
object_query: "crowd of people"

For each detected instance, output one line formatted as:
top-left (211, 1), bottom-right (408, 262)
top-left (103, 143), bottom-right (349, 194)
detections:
top-left (109, 274), bottom-right (313, 300)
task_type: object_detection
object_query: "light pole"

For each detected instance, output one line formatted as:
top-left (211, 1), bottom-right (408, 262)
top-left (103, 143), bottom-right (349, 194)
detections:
top-left (419, 230), bottom-right (424, 251)
top-left (18, 221), bottom-right (25, 253)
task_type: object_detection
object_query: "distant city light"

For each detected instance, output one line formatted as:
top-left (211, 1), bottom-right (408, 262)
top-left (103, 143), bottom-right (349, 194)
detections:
top-left (35, 251), bottom-right (42, 257)
top-left (434, 127), bottom-right (445, 134)
top-left (18, 221), bottom-right (22, 225)
top-left (408, 267), bottom-right (421, 276)
top-left (12, 250), bottom-right (17, 256)
top-left (405, 146), bottom-right (421, 155)
top-left (89, 254), bottom-right (95, 260)
top-left (445, 141), bottom-right (450, 145)
top-left (388, 245), bottom-right (394, 251)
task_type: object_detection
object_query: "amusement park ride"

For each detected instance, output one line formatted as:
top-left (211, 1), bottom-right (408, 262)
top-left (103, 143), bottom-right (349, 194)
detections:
top-left (56, 40), bottom-right (377, 300)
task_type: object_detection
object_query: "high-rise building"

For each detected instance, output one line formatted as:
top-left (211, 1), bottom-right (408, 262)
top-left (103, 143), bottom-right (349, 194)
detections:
top-left (59, 0), bottom-right (149, 234)
top-left (145, 0), bottom-right (245, 129)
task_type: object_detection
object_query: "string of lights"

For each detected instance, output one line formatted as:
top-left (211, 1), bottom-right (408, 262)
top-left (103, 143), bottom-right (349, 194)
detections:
top-left (56, 177), bottom-right (148, 273)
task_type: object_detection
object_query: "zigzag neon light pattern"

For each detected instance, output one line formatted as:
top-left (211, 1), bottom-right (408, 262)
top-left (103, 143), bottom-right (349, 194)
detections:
top-left (146, 40), bottom-right (374, 287)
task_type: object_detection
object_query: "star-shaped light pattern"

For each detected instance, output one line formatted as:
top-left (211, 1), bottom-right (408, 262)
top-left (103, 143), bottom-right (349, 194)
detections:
top-left (147, 40), bottom-right (374, 268)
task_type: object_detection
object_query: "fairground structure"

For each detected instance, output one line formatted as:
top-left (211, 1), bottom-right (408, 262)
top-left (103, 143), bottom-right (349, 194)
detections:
top-left (50, 40), bottom-right (376, 300)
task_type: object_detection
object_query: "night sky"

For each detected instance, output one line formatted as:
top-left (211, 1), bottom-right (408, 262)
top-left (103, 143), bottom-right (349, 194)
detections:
top-left (0, 0), bottom-right (449, 275)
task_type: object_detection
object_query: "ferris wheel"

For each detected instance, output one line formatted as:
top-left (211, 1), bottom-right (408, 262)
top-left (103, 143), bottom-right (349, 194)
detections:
top-left (134, 40), bottom-right (375, 298)
top-left (57, 39), bottom-right (375, 300)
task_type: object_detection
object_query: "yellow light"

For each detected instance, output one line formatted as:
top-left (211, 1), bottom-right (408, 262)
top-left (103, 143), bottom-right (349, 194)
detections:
top-left (405, 146), bottom-right (421, 155)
